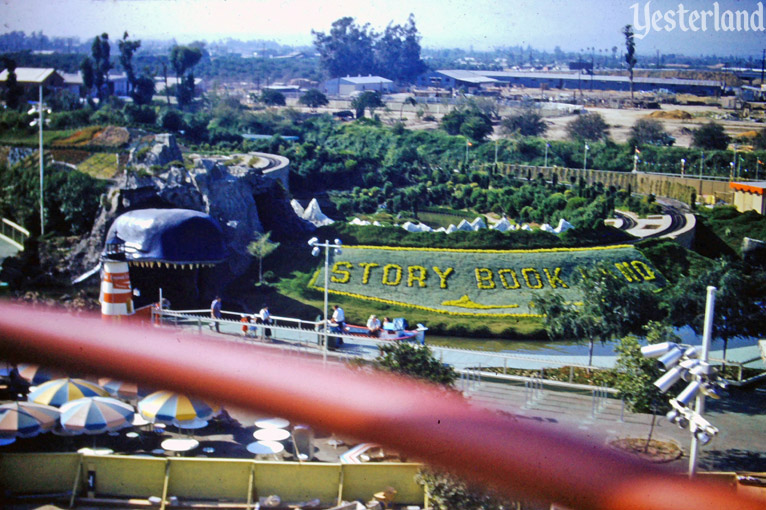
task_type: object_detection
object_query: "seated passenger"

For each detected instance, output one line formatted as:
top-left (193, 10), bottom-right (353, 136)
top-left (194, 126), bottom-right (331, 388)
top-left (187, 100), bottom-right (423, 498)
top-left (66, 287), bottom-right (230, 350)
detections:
top-left (367, 314), bottom-right (382, 336)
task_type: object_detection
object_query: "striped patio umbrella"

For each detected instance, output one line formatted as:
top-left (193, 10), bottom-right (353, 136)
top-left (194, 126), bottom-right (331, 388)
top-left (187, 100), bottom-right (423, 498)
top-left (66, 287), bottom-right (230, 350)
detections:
top-left (27, 378), bottom-right (109, 407)
top-left (98, 378), bottom-right (154, 400)
top-left (0, 402), bottom-right (59, 431)
top-left (59, 397), bottom-right (135, 435)
top-left (17, 364), bottom-right (67, 385)
top-left (138, 391), bottom-right (220, 424)
top-left (0, 404), bottom-right (58, 439)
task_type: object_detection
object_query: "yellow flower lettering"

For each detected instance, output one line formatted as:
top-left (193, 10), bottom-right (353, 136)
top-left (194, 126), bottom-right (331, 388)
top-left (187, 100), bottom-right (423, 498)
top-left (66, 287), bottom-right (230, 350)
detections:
top-left (631, 260), bottom-right (656, 281)
top-left (522, 268), bottom-right (543, 289)
top-left (358, 262), bottom-right (379, 285)
top-left (543, 267), bottom-right (568, 289)
top-left (498, 269), bottom-right (521, 289)
top-left (330, 261), bottom-right (352, 284)
top-left (382, 264), bottom-right (403, 286)
top-left (475, 268), bottom-right (496, 289)
top-left (432, 266), bottom-right (455, 289)
top-left (407, 265), bottom-right (427, 288)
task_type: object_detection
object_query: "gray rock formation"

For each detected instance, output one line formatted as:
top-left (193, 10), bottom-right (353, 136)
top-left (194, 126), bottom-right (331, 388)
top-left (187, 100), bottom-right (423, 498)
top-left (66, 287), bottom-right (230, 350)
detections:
top-left (68, 133), bottom-right (313, 288)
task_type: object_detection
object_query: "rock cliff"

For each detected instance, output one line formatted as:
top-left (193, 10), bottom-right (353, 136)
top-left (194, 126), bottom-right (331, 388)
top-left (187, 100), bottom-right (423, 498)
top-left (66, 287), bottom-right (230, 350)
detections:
top-left (68, 133), bottom-right (312, 293)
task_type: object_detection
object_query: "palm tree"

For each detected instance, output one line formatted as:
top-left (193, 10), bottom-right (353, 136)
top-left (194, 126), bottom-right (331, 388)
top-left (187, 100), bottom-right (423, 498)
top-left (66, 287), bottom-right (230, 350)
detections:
top-left (400, 96), bottom-right (418, 120)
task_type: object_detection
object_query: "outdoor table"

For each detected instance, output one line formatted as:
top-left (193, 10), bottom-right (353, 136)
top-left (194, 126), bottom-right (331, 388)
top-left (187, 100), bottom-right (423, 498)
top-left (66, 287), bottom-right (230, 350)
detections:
top-left (253, 428), bottom-right (291, 441)
top-left (131, 414), bottom-right (150, 427)
top-left (77, 447), bottom-right (114, 455)
top-left (246, 440), bottom-right (284, 459)
top-left (161, 438), bottom-right (199, 456)
top-left (125, 432), bottom-right (140, 439)
top-left (254, 417), bottom-right (290, 429)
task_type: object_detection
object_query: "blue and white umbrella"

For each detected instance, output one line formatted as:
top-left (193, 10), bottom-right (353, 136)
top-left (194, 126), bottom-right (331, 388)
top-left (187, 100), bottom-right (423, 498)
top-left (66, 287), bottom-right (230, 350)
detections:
top-left (28, 378), bottom-right (109, 407)
top-left (59, 397), bottom-right (135, 435)
top-left (0, 402), bottom-right (59, 439)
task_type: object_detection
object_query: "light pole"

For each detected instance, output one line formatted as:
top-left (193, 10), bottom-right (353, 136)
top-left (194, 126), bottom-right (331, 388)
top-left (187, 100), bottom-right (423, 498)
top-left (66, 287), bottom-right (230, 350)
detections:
top-left (583, 144), bottom-right (589, 170)
top-left (28, 85), bottom-right (50, 236)
top-left (308, 237), bottom-right (342, 361)
top-left (544, 143), bottom-right (550, 168)
top-left (681, 158), bottom-right (686, 177)
top-left (729, 162), bottom-right (735, 181)
top-left (641, 286), bottom-right (724, 478)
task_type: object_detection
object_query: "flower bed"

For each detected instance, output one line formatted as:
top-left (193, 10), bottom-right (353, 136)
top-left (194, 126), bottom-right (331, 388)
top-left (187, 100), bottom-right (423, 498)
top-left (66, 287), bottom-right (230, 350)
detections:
top-left (309, 245), bottom-right (665, 317)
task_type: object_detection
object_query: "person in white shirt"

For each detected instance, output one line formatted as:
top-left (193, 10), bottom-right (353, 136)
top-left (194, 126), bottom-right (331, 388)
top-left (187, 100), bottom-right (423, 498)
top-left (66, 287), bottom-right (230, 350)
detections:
top-left (331, 305), bottom-right (345, 331)
top-left (367, 314), bottom-right (381, 336)
top-left (257, 304), bottom-right (272, 339)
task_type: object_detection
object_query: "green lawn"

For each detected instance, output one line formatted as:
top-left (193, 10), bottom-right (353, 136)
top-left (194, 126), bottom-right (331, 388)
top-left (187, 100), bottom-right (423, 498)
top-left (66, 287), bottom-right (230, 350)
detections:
top-left (78, 152), bottom-right (119, 179)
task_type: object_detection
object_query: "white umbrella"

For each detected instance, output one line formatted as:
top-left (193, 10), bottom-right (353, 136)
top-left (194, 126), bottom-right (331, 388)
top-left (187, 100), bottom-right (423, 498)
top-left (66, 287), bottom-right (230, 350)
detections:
top-left (59, 397), bottom-right (134, 435)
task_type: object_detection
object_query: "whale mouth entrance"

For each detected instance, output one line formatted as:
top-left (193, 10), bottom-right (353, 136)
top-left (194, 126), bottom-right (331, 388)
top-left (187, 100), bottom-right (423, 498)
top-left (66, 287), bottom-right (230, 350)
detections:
top-left (103, 208), bottom-right (227, 309)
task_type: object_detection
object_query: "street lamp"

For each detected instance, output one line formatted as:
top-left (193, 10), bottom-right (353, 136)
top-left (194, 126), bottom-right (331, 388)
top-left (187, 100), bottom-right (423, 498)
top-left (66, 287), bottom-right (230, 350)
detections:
top-left (544, 143), bottom-right (550, 168)
top-left (308, 237), bottom-right (342, 360)
top-left (681, 158), bottom-right (686, 177)
top-left (641, 286), bottom-right (724, 478)
top-left (583, 144), bottom-right (589, 170)
top-left (28, 85), bottom-right (50, 236)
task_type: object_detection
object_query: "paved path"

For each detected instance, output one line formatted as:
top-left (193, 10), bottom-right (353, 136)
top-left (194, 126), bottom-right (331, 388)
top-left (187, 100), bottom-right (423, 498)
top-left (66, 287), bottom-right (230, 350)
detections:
top-left (462, 378), bottom-right (766, 473)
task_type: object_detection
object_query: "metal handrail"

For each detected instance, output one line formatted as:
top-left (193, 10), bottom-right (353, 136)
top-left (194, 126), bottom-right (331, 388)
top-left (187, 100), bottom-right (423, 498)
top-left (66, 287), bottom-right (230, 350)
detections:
top-left (0, 217), bottom-right (30, 251)
top-left (0, 303), bottom-right (761, 510)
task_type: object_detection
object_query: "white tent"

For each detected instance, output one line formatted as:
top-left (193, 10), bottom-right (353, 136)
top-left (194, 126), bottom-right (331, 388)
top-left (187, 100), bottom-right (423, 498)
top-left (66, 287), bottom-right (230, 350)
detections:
top-left (491, 217), bottom-right (512, 232)
top-left (401, 221), bottom-right (421, 232)
top-left (470, 217), bottom-right (487, 230)
top-left (416, 222), bottom-right (433, 232)
top-left (445, 224), bottom-right (458, 234)
top-left (290, 199), bottom-right (305, 217)
top-left (456, 219), bottom-right (474, 232)
top-left (302, 198), bottom-right (334, 227)
top-left (554, 218), bottom-right (574, 234)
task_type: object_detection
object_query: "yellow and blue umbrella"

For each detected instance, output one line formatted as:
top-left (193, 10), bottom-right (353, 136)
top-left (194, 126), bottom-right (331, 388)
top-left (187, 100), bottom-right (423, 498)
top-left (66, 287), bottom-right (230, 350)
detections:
top-left (0, 402), bottom-right (59, 438)
top-left (27, 378), bottom-right (108, 407)
top-left (59, 397), bottom-right (134, 435)
top-left (138, 391), bottom-right (220, 424)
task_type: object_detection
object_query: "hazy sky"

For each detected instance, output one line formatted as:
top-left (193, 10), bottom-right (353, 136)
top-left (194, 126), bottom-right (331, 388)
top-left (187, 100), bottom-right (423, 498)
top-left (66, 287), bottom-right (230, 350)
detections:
top-left (2, 0), bottom-right (765, 57)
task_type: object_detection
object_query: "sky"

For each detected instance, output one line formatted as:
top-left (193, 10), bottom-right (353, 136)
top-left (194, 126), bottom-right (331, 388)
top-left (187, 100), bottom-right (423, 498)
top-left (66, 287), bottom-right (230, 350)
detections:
top-left (1, 0), bottom-right (765, 57)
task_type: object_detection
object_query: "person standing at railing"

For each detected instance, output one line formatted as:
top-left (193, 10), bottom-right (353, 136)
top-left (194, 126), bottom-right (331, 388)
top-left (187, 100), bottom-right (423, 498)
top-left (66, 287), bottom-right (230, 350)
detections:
top-left (330, 304), bottom-right (345, 346)
top-left (210, 296), bottom-right (222, 333)
top-left (258, 304), bottom-right (272, 340)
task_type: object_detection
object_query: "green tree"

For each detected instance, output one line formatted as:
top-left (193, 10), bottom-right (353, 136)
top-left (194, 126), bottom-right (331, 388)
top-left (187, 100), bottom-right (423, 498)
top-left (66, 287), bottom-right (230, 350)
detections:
top-left (753, 128), bottom-right (766, 150)
top-left (614, 323), bottom-right (682, 451)
top-left (312, 17), bottom-right (376, 78)
top-left (565, 112), bottom-right (609, 141)
top-left (415, 469), bottom-right (522, 510)
top-left (298, 88), bottom-right (329, 109)
top-left (628, 118), bottom-right (674, 147)
top-left (400, 95), bottom-right (417, 120)
top-left (170, 44), bottom-right (203, 108)
top-left (117, 31), bottom-right (141, 96)
top-left (441, 107), bottom-right (493, 141)
top-left (692, 122), bottom-right (730, 150)
top-left (667, 259), bottom-right (766, 361)
top-left (90, 33), bottom-right (112, 103)
top-left (260, 89), bottom-right (286, 106)
top-left (1, 57), bottom-right (24, 108)
top-left (131, 72), bottom-right (155, 106)
top-left (375, 342), bottom-right (457, 386)
top-left (501, 106), bottom-right (548, 136)
top-left (351, 90), bottom-right (385, 119)
top-left (623, 24), bottom-right (637, 103)
top-left (532, 263), bottom-right (663, 365)
top-left (247, 231), bottom-right (280, 283)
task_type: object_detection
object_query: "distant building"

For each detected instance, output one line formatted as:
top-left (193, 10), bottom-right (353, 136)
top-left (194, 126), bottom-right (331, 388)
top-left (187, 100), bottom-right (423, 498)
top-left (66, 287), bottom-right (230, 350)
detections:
top-left (322, 76), bottom-right (395, 97)
top-left (0, 67), bottom-right (64, 97)
top-left (155, 76), bottom-right (206, 96)
top-left (415, 70), bottom-right (497, 92)
top-left (416, 69), bottom-right (723, 96)
top-left (730, 181), bottom-right (766, 215)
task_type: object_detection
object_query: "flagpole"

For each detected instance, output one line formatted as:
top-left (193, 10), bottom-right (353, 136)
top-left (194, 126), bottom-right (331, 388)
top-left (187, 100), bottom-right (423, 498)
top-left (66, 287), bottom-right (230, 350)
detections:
top-left (465, 139), bottom-right (469, 167)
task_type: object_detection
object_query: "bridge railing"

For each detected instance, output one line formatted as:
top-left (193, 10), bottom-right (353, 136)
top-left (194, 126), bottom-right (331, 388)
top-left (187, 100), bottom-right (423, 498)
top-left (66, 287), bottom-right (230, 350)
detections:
top-left (0, 217), bottom-right (30, 251)
top-left (1, 303), bottom-right (762, 510)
